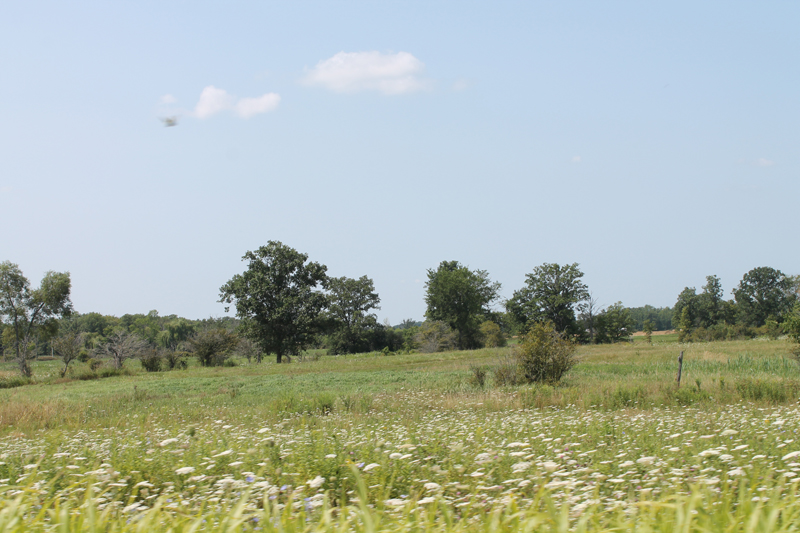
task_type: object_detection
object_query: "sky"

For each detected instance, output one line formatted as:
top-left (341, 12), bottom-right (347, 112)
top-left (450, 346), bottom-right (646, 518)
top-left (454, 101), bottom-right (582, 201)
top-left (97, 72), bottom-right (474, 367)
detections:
top-left (1, 1), bottom-right (797, 323)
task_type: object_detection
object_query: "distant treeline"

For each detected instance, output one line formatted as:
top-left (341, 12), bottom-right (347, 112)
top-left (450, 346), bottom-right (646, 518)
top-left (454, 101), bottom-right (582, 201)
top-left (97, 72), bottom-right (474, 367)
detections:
top-left (627, 306), bottom-right (674, 331)
top-left (2, 252), bottom-right (799, 380)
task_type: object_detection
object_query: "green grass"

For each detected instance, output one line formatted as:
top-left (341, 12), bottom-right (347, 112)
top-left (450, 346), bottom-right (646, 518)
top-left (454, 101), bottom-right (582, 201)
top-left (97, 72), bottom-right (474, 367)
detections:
top-left (1, 337), bottom-right (800, 531)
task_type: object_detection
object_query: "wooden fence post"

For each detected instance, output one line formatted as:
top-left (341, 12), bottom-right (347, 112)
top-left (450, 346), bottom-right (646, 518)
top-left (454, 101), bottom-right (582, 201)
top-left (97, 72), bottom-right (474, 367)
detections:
top-left (676, 351), bottom-right (684, 386)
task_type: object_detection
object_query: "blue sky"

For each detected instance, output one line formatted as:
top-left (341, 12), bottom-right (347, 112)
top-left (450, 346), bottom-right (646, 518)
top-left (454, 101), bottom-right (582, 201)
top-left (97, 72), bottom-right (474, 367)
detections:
top-left (2, 2), bottom-right (797, 322)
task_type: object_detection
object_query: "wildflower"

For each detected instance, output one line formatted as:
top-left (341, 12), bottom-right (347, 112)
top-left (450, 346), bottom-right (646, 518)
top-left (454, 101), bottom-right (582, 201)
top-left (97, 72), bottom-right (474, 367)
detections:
top-left (511, 462), bottom-right (531, 473)
top-left (720, 429), bottom-right (738, 436)
top-left (418, 497), bottom-right (436, 505)
top-left (636, 457), bottom-right (655, 466)
top-left (423, 482), bottom-right (441, 492)
top-left (543, 461), bottom-right (558, 473)
top-left (363, 463), bottom-right (380, 472)
top-left (159, 438), bottom-right (178, 447)
top-left (212, 450), bottom-right (233, 458)
top-left (783, 451), bottom-right (800, 461)
top-left (175, 467), bottom-right (195, 475)
top-left (389, 453), bottom-right (403, 460)
top-left (307, 476), bottom-right (325, 489)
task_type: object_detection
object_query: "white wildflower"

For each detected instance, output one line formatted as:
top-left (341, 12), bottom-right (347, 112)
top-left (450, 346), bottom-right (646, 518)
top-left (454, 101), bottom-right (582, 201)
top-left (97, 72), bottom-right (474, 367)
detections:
top-left (512, 462), bottom-right (531, 473)
top-left (212, 450), bottom-right (233, 458)
top-left (307, 476), bottom-right (325, 489)
top-left (159, 438), bottom-right (178, 447)
top-left (175, 467), bottom-right (195, 475)
top-left (783, 451), bottom-right (800, 461)
top-left (423, 482), bottom-right (441, 492)
top-left (363, 463), bottom-right (380, 472)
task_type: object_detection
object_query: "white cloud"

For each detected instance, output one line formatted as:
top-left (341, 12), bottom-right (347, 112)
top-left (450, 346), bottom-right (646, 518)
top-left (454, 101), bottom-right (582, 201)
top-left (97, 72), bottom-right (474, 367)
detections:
top-left (194, 86), bottom-right (236, 119)
top-left (235, 93), bottom-right (281, 118)
top-left (756, 158), bottom-right (775, 167)
top-left (302, 51), bottom-right (428, 94)
top-left (572, 156), bottom-right (582, 163)
top-left (193, 86), bottom-right (280, 119)
top-left (159, 94), bottom-right (177, 105)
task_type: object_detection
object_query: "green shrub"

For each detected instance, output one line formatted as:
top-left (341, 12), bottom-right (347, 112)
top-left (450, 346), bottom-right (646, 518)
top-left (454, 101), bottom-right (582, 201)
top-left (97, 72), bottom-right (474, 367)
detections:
top-left (515, 321), bottom-right (577, 384)
top-left (140, 348), bottom-right (163, 372)
top-left (188, 329), bottom-right (238, 367)
top-left (162, 350), bottom-right (188, 370)
top-left (479, 321), bottom-right (506, 348)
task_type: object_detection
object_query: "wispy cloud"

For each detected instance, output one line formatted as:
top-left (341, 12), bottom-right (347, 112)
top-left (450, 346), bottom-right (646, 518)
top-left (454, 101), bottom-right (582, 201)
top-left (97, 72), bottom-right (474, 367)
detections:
top-left (756, 158), bottom-right (774, 167)
top-left (302, 51), bottom-right (429, 95)
top-left (572, 156), bottom-right (582, 163)
top-left (159, 94), bottom-right (177, 105)
top-left (193, 86), bottom-right (280, 119)
top-left (235, 93), bottom-right (281, 118)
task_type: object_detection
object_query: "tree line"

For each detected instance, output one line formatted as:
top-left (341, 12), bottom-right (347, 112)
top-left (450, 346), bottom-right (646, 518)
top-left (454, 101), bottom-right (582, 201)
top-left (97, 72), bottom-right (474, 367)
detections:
top-left (2, 247), bottom-right (799, 377)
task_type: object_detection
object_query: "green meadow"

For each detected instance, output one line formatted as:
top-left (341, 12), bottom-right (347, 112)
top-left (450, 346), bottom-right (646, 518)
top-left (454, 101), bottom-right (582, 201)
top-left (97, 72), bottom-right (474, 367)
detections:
top-left (2, 337), bottom-right (800, 531)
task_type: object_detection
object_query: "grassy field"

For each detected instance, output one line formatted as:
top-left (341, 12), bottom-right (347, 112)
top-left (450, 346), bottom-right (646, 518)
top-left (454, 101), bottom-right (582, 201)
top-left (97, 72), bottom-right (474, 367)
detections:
top-left (1, 337), bottom-right (800, 531)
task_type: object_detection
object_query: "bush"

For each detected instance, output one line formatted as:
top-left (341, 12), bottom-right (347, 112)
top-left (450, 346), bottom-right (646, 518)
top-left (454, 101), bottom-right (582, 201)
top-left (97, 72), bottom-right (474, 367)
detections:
top-left (140, 348), bottom-right (163, 372)
top-left (188, 329), bottom-right (238, 367)
top-left (414, 321), bottom-right (457, 353)
top-left (163, 350), bottom-right (189, 370)
top-left (515, 321), bottom-right (577, 384)
top-left (479, 321), bottom-right (506, 348)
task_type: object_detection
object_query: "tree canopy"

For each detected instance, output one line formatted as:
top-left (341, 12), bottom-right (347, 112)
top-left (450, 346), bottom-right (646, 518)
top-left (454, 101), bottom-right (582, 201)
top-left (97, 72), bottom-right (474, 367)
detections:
top-left (0, 261), bottom-right (72, 376)
top-left (733, 267), bottom-right (796, 327)
top-left (507, 263), bottom-right (588, 337)
top-left (219, 242), bottom-right (328, 363)
top-left (424, 261), bottom-right (501, 349)
top-left (325, 275), bottom-right (381, 354)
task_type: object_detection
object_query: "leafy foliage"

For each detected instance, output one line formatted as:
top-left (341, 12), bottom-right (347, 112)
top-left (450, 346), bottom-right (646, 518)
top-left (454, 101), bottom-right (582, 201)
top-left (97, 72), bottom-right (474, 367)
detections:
top-left (187, 329), bottom-right (238, 367)
top-left (424, 261), bottom-right (501, 349)
top-left (479, 320), bottom-right (506, 348)
top-left (51, 331), bottom-right (85, 377)
top-left (507, 263), bottom-right (588, 337)
top-left (325, 275), bottom-right (381, 354)
top-left (0, 261), bottom-right (73, 377)
top-left (594, 302), bottom-right (634, 344)
top-left (220, 242), bottom-right (328, 363)
top-left (733, 266), bottom-right (796, 327)
top-left (514, 321), bottom-right (577, 384)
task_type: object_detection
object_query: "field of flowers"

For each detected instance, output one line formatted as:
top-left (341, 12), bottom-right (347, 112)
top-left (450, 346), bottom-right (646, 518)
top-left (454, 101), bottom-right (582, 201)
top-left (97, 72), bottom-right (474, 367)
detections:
top-left (1, 338), bottom-right (800, 531)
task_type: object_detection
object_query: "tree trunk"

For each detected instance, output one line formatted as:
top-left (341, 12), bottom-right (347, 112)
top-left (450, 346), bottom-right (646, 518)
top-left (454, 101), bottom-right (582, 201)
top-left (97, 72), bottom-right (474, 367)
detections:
top-left (276, 353), bottom-right (282, 364)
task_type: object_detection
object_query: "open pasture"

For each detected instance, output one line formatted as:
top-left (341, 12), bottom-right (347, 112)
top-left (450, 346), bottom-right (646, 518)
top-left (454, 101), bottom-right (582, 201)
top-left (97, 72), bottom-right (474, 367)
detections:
top-left (1, 337), bottom-right (800, 531)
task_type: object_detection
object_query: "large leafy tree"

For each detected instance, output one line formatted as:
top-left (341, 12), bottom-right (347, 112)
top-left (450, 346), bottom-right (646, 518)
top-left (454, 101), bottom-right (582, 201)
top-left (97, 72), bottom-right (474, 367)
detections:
top-left (0, 261), bottom-right (73, 376)
top-left (424, 261), bottom-right (501, 349)
top-left (219, 242), bottom-right (328, 363)
top-left (733, 267), bottom-right (796, 327)
top-left (325, 275), bottom-right (381, 354)
top-left (506, 263), bottom-right (588, 337)
top-left (594, 302), bottom-right (635, 344)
